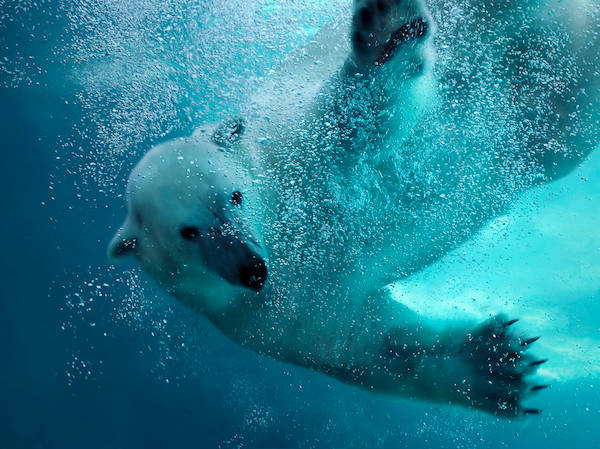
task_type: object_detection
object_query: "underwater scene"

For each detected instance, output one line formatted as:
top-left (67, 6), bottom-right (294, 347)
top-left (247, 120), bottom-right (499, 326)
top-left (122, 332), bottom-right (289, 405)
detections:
top-left (1, 0), bottom-right (599, 448)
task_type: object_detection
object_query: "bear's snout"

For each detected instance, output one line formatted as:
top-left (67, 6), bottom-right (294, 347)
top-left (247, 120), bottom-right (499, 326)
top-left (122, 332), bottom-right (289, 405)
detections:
top-left (239, 258), bottom-right (267, 292)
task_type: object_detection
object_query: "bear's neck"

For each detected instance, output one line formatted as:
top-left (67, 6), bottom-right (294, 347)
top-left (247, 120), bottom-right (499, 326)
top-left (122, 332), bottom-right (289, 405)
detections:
top-left (196, 278), bottom-right (386, 372)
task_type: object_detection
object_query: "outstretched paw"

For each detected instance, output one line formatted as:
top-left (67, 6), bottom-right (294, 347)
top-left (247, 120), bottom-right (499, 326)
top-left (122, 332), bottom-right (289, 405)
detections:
top-left (352, 0), bottom-right (431, 65)
top-left (461, 315), bottom-right (548, 417)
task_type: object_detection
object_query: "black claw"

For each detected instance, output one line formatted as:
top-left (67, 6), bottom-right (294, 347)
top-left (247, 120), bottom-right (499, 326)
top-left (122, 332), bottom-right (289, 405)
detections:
top-left (504, 319), bottom-right (519, 327)
top-left (521, 336), bottom-right (540, 347)
top-left (376, 0), bottom-right (390, 13)
top-left (352, 31), bottom-right (368, 52)
top-left (359, 7), bottom-right (374, 27)
top-left (524, 408), bottom-right (542, 415)
top-left (529, 359), bottom-right (548, 367)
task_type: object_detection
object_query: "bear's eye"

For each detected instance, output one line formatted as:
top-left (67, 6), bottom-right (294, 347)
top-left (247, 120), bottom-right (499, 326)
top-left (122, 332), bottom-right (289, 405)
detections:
top-left (180, 226), bottom-right (200, 241)
top-left (231, 190), bottom-right (243, 206)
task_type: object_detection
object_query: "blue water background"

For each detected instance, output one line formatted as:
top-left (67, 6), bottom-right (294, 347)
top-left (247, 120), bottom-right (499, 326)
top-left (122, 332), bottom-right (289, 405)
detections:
top-left (1, 1), bottom-right (599, 448)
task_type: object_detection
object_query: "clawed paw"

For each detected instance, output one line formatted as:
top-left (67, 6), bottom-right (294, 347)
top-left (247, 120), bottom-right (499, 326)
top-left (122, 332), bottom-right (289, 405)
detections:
top-left (352, 0), bottom-right (430, 64)
top-left (461, 315), bottom-right (548, 417)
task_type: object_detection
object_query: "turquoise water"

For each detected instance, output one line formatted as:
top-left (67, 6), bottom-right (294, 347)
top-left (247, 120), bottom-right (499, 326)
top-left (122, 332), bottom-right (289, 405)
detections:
top-left (1, 1), bottom-right (599, 448)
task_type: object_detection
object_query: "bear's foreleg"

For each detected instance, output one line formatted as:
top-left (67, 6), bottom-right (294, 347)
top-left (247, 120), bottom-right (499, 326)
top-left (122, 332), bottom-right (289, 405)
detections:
top-left (349, 0), bottom-right (434, 71)
top-left (383, 314), bottom-right (548, 417)
top-left (298, 1), bottom-right (437, 159)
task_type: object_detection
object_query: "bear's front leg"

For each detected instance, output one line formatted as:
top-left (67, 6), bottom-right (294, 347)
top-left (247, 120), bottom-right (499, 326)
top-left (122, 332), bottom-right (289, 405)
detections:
top-left (385, 315), bottom-right (548, 417)
top-left (350, 0), bottom-right (434, 68)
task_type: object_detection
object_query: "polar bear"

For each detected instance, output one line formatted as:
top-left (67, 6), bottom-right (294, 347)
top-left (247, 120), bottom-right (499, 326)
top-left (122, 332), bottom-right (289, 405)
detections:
top-left (108, 0), bottom-right (599, 416)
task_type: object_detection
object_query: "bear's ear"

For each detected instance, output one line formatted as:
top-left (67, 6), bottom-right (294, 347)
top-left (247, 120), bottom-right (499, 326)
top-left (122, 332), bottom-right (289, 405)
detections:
top-left (107, 221), bottom-right (138, 263)
top-left (210, 117), bottom-right (246, 148)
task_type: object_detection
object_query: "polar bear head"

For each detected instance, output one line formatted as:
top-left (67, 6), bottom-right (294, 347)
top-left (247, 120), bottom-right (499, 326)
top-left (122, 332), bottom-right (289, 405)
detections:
top-left (108, 121), bottom-right (267, 312)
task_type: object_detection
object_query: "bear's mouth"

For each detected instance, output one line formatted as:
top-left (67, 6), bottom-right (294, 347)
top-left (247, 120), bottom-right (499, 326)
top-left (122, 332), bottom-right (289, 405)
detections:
top-left (239, 258), bottom-right (268, 292)
top-left (201, 220), bottom-right (268, 293)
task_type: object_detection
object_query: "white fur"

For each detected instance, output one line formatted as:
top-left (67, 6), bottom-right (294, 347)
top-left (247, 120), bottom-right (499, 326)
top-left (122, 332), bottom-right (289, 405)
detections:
top-left (108, 0), bottom-right (599, 416)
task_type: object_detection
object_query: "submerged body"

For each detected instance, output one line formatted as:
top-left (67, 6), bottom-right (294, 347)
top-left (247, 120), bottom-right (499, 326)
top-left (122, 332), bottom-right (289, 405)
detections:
top-left (108, 0), bottom-right (598, 416)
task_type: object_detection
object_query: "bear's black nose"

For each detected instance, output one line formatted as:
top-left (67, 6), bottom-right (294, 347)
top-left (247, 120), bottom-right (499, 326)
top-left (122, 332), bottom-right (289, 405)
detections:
top-left (240, 259), bottom-right (267, 292)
